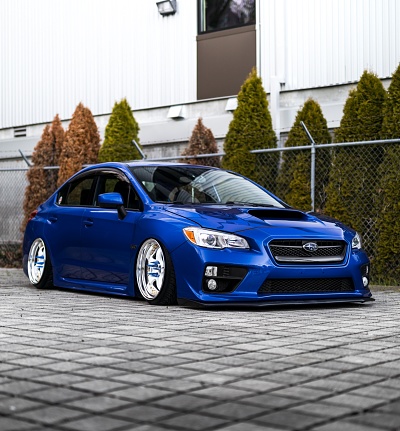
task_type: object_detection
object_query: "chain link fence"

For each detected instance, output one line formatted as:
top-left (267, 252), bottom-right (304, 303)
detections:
top-left (1, 139), bottom-right (399, 284)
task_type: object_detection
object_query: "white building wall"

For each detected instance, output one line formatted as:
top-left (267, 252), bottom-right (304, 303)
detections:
top-left (0, 0), bottom-right (198, 129)
top-left (259, 0), bottom-right (400, 91)
top-left (1, 0), bottom-right (400, 149)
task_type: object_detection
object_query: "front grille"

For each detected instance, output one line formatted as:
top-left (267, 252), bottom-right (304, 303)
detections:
top-left (258, 278), bottom-right (354, 294)
top-left (268, 240), bottom-right (346, 264)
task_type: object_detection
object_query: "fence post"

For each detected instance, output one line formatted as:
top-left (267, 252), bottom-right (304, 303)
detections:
top-left (132, 140), bottom-right (146, 160)
top-left (300, 121), bottom-right (316, 212)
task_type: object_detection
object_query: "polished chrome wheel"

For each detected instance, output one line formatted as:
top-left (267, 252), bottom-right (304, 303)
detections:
top-left (28, 238), bottom-right (47, 285)
top-left (136, 239), bottom-right (166, 301)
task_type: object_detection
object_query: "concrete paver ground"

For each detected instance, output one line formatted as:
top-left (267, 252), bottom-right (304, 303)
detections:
top-left (1, 268), bottom-right (400, 431)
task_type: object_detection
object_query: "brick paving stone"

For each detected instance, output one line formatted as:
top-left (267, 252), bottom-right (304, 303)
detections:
top-left (0, 397), bottom-right (45, 415)
top-left (111, 373), bottom-right (164, 385)
top-left (16, 405), bottom-right (86, 425)
top-left (240, 393), bottom-right (303, 409)
top-left (152, 394), bottom-right (216, 411)
top-left (24, 387), bottom-right (89, 404)
top-left (65, 396), bottom-right (132, 413)
top-left (252, 409), bottom-right (325, 430)
top-left (227, 378), bottom-right (284, 393)
top-left (321, 393), bottom-right (387, 410)
top-left (217, 424), bottom-right (283, 431)
top-left (109, 386), bottom-right (172, 402)
top-left (375, 399), bottom-right (400, 415)
top-left (347, 411), bottom-right (400, 430)
top-left (312, 421), bottom-right (386, 431)
top-left (60, 415), bottom-right (134, 431)
top-left (69, 379), bottom-right (128, 394)
top-left (189, 385), bottom-right (252, 400)
top-left (0, 417), bottom-right (37, 431)
top-left (110, 404), bottom-right (176, 422)
top-left (289, 401), bottom-right (354, 419)
top-left (198, 401), bottom-right (266, 420)
top-left (160, 412), bottom-right (228, 430)
top-left (268, 386), bottom-right (329, 401)
top-left (302, 378), bottom-right (364, 393)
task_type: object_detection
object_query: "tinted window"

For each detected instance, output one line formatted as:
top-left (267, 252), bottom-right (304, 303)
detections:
top-left (57, 176), bottom-right (97, 206)
top-left (199, 0), bottom-right (256, 33)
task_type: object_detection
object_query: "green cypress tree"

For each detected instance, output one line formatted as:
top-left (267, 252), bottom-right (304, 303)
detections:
top-left (276, 99), bottom-right (331, 211)
top-left (181, 118), bottom-right (220, 167)
top-left (98, 98), bottom-right (141, 162)
top-left (57, 103), bottom-right (100, 186)
top-left (324, 71), bottom-right (386, 252)
top-left (374, 64), bottom-right (400, 281)
top-left (222, 68), bottom-right (277, 190)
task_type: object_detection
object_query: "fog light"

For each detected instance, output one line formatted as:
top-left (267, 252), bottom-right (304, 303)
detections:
top-left (205, 266), bottom-right (218, 277)
top-left (362, 276), bottom-right (369, 287)
top-left (207, 279), bottom-right (217, 291)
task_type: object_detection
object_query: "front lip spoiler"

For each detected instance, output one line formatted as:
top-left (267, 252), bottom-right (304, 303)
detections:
top-left (178, 296), bottom-right (375, 309)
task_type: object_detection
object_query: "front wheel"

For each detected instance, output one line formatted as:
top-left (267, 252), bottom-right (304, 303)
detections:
top-left (135, 238), bottom-right (177, 305)
top-left (27, 238), bottom-right (53, 289)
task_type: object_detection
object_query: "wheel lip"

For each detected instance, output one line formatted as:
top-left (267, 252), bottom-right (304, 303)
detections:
top-left (136, 238), bottom-right (166, 301)
top-left (27, 238), bottom-right (46, 285)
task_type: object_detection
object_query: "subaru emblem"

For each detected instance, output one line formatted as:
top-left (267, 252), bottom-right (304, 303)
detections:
top-left (303, 242), bottom-right (318, 252)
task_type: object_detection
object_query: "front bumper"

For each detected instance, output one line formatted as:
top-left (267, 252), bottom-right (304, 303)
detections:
top-left (172, 239), bottom-right (373, 305)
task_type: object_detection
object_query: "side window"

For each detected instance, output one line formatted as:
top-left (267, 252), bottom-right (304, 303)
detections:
top-left (57, 176), bottom-right (97, 206)
top-left (96, 173), bottom-right (142, 211)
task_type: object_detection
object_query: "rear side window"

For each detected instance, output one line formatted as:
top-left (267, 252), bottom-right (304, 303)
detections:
top-left (57, 176), bottom-right (97, 206)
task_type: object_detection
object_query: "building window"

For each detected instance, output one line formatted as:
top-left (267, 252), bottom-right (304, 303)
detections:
top-left (199, 0), bottom-right (256, 33)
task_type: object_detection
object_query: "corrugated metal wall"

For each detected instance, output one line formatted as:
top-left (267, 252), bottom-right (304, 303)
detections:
top-left (0, 0), bottom-right (198, 129)
top-left (1, 0), bottom-right (400, 129)
top-left (259, 0), bottom-right (400, 91)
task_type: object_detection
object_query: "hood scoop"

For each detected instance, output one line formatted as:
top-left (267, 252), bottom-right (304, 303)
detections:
top-left (248, 208), bottom-right (308, 221)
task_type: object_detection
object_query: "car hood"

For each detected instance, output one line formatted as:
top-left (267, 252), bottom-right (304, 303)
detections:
top-left (165, 205), bottom-right (351, 240)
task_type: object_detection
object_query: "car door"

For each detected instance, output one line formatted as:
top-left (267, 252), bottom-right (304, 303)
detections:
top-left (79, 170), bottom-right (142, 291)
top-left (45, 173), bottom-right (98, 280)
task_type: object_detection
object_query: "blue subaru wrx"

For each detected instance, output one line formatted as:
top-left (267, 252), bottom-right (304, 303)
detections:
top-left (23, 162), bottom-right (373, 307)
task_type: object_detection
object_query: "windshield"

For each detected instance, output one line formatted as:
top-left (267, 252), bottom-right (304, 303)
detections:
top-left (130, 165), bottom-right (284, 208)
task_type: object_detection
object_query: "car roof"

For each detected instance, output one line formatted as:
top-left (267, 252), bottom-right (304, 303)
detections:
top-left (87, 161), bottom-right (220, 169)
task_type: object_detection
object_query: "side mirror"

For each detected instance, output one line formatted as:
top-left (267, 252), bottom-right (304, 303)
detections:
top-left (98, 193), bottom-right (127, 220)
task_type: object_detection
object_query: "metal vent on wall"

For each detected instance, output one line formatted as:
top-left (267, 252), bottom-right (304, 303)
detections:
top-left (14, 127), bottom-right (27, 138)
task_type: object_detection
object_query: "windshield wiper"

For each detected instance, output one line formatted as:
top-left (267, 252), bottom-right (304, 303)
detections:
top-left (225, 201), bottom-right (276, 208)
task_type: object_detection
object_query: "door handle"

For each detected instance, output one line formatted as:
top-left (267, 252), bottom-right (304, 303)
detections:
top-left (48, 216), bottom-right (58, 223)
top-left (83, 219), bottom-right (94, 227)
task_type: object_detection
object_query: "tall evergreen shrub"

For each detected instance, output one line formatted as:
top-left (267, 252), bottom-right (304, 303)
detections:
top-left (324, 71), bottom-right (386, 248)
top-left (98, 98), bottom-right (142, 162)
top-left (222, 68), bottom-right (278, 190)
top-left (374, 64), bottom-right (400, 281)
top-left (181, 118), bottom-right (220, 167)
top-left (57, 103), bottom-right (100, 186)
top-left (276, 99), bottom-right (331, 211)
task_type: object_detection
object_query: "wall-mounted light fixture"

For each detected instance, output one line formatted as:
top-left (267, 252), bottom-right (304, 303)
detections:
top-left (156, 0), bottom-right (177, 16)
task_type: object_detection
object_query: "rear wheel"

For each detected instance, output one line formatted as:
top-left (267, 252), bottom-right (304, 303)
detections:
top-left (27, 238), bottom-right (53, 289)
top-left (135, 238), bottom-right (177, 305)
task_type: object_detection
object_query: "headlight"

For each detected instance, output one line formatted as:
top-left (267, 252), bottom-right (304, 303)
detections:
top-left (352, 232), bottom-right (362, 249)
top-left (183, 227), bottom-right (249, 249)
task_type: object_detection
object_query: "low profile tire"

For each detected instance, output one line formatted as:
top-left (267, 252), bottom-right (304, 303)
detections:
top-left (135, 238), bottom-right (177, 305)
top-left (27, 238), bottom-right (53, 289)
